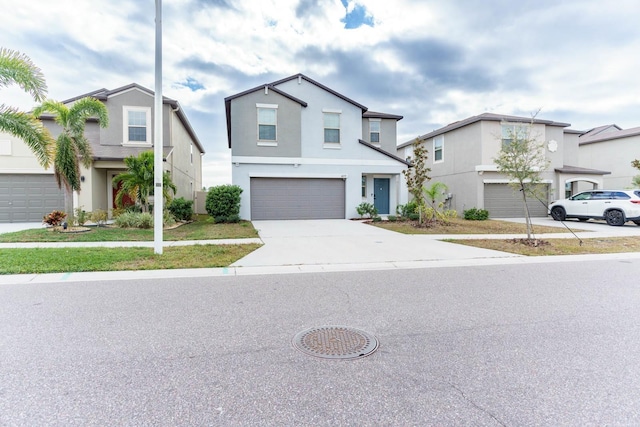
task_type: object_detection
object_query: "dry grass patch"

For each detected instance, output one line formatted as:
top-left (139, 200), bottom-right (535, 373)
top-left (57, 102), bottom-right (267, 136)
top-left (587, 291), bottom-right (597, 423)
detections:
top-left (448, 237), bottom-right (640, 256)
top-left (372, 218), bottom-right (583, 235)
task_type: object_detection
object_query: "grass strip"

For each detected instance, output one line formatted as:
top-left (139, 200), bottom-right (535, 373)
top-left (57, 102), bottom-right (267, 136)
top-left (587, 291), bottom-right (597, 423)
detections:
top-left (446, 237), bottom-right (640, 256)
top-left (0, 244), bottom-right (261, 274)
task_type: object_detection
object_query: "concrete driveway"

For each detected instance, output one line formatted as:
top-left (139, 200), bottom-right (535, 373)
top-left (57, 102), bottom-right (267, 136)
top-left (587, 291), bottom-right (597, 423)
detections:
top-left (231, 219), bottom-right (517, 267)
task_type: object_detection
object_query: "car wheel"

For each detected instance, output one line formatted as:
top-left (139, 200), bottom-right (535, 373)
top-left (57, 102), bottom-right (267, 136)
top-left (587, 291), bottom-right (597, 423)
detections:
top-left (605, 210), bottom-right (625, 226)
top-left (550, 206), bottom-right (566, 221)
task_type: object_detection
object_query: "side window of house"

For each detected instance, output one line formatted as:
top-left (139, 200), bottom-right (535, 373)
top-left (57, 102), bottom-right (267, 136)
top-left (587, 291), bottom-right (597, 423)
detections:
top-left (501, 124), bottom-right (527, 148)
top-left (362, 176), bottom-right (366, 197)
top-left (434, 135), bottom-right (444, 162)
top-left (257, 104), bottom-right (277, 143)
top-left (323, 111), bottom-right (341, 144)
top-left (369, 119), bottom-right (380, 143)
top-left (123, 106), bottom-right (151, 145)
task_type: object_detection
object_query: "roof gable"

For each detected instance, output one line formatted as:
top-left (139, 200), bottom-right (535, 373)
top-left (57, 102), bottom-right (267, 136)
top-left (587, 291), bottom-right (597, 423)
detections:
top-left (398, 112), bottom-right (571, 149)
top-left (60, 83), bottom-right (204, 154)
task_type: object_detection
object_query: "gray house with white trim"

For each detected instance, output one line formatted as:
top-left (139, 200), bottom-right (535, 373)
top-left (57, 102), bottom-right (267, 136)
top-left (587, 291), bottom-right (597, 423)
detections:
top-left (397, 113), bottom-right (610, 218)
top-left (225, 74), bottom-right (409, 220)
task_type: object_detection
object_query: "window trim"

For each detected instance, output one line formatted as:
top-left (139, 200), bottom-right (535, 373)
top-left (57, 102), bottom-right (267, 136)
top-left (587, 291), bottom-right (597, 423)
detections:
top-left (501, 123), bottom-right (527, 148)
top-left (123, 106), bottom-right (152, 146)
top-left (257, 103), bottom-right (278, 146)
top-left (323, 109), bottom-right (341, 147)
top-left (369, 118), bottom-right (381, 145)
top-left (433, 134), bottom-right (444, 163)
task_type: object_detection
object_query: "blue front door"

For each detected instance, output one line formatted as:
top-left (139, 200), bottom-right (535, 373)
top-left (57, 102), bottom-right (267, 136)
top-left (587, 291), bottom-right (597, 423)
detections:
top-left (374, 178), bottom-right (390, 214)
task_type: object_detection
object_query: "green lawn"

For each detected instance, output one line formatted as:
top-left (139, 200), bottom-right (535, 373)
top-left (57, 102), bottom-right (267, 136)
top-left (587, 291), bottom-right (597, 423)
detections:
top-left (0, 244), bottom-right (262, 274)
top-left (0, 216), bottom-right (262, 274)
top-left (0, 215), bottom-right (259, 243)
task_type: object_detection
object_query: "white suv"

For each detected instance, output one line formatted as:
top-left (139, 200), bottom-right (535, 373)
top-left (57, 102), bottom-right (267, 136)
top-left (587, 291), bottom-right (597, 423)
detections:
top-left (549, 190), bottom-right (640, 226)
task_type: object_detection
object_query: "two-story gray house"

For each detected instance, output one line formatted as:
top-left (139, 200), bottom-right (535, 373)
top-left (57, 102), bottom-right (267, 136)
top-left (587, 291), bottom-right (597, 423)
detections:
top-left (225, 74), bottom-right (409, 220)
top-left (397, 113), bottom-right (611, 218)
top-left (0, 83), bottom-right (205, 222)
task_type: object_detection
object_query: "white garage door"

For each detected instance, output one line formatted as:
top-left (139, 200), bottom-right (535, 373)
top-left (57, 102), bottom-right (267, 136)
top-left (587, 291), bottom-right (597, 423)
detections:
top-left (250, 177), bottom-right (345, 220)
top-left (0, 174), bottom-right (65, 223)
top-left (484, 183), bottom-right (549, 218)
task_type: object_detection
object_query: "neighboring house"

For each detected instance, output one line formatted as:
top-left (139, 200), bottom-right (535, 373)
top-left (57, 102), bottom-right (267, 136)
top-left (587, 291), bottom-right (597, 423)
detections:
top-left (0, 83), bottom-right (205, 222)
top-left (397, 113), bottom-right (610, 218)
top-left (225, 73), bottom-right (409, 220)
top-left (578, 124), bottom-right (640, 189)
top-left (0, 131), bottom-right (64, 222)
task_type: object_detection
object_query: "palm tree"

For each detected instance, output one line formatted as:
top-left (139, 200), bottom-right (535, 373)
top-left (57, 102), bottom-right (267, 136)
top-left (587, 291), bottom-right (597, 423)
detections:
top-left (423, 181), bottom-right (449, 221)
top-left (32, 97), bottom-right (109, 216)
top-left (113, 151), bottom-right (177, 212)
top-left (0, 47), bottom-right (54, 167)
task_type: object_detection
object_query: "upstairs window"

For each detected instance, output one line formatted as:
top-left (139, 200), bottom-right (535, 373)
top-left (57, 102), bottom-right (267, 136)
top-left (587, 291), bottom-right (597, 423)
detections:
top-left (123, 106), bottom-right (151, 145)
top-left (433, 135), bottom-right (444, 162)
top-left (324, 112), bottom-right (341, 144)
top-left (257, 104), bottom-right (277, 142)
top-left (501, 124), bottom-right (527, 148)
top-left (369, 119), bottom-right (380, 143)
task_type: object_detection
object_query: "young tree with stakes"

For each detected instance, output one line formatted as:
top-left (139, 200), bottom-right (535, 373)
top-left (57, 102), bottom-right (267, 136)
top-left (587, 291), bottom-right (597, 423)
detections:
top-left (493, 113), bottom-right (550, 240)
top-left (402, 137), bottom-right (431, 223)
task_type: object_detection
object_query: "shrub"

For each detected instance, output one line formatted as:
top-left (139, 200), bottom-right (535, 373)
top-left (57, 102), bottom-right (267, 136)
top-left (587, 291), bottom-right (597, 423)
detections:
top-left (167, 197), bottom-right (194, 221)
top-left (206, 185), bottom-right (242, 223)
top-left (213, 214), bottom-right (241, 224)
top-left (356, 202), bottom-right (378, 218)
top-left (408, 213), bottom-right (420, 221)
top-left (372, 215), bottom-right (382, 222)
top-left (90, 209), bottom-right (108, 226)
top-left (114, 212), bottom-right (153, 228)
top-left (397, 201), bottom-right (419, 218)
top-left (387, 215), bottom-right (397, 222)
top-left (464, 208), bottom-right (489, 220)
top-left (43, 210), bottom-right (66, 227)
top-left (74, 207), bottom-right (89, 226)
top-left (163, 209), bottom-right (176, 227)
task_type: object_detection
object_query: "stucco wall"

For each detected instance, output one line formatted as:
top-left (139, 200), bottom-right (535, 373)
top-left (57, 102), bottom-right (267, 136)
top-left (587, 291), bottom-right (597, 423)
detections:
top-left (580, 136), bottom-right (640, 188)
top-left (230, 90), bottom-right (302, 158)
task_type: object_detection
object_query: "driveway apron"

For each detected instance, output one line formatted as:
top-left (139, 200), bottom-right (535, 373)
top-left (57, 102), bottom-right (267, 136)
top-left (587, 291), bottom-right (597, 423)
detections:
top-left (231, 219), bottom-right (517, 267)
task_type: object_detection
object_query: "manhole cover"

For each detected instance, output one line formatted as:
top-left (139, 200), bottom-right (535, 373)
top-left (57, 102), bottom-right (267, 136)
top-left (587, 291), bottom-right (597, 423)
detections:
top-left (293, 326), bottom-right (379, 360)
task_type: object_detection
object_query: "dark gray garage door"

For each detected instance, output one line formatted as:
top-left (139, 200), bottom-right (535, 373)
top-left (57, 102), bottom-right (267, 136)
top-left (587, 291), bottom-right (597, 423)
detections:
top-left (250, 177), bottom-right (345, 220)
top-left (0, 174), bottom-right (65, 223)
top-left (484, 183), bottom-right (548, 218)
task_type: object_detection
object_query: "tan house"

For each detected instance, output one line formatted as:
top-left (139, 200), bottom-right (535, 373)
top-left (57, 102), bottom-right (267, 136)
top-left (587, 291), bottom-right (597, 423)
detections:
top-left (397, 113), bottom-right (610, 218)
top-left (0, 84), bottom-right (205, 222)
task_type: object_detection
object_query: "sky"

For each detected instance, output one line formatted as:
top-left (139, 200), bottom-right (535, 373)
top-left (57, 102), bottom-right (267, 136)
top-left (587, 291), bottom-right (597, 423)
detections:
top-left (2, 0), bottom-right (640, 187)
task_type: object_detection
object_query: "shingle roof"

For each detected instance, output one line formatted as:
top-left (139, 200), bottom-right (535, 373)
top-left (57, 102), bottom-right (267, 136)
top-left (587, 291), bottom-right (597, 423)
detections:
top-left (397, 113), bottom-right (572, 149)
top-left (363, 111), bottom-right (403, 120)
top-left (358, 139), bottom-right (411, 166)
top-left (554, 165), bottom-right (611, 175)
top-left (579, 126), bottom-right (640, 145)
top-left (92, 145), bottom-right (174, 162)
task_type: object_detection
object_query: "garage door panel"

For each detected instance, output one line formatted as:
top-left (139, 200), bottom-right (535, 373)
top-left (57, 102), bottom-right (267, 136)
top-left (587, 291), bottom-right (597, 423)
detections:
top-left (0, 174), bottom-right (65, 222)
top-left (251, 178), bottom-right (345, 220)
top-left (484, 184), bottom-right (548, 218)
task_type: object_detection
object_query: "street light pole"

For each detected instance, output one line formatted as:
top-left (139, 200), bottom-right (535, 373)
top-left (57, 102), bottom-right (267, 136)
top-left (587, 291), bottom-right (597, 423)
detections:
top-left (154, 0), bottom-right (163, 254)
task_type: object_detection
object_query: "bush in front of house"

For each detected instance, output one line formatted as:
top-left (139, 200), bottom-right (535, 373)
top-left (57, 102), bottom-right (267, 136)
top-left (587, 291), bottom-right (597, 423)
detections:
top-left (356, 202), bottom-right (378, 219)
top-left (43, 210), bottom-right (67, 227)
top-left (396, 201), bottom-right (419, 219)
top-left (206, 185), bottom-right (242, 223)
top-left (464, 207), bottom-right (489, 220)
top-left (89, 209), bottom-right (108, 226)
top-left (114, 211), bottom-right (153, 228)
top-left (168, 197), bottom-right (194, 222)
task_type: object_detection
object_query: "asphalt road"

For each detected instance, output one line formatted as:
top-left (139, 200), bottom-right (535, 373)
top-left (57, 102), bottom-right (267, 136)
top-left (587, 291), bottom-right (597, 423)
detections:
top-left (1, 260), bottom-right (639, 426)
